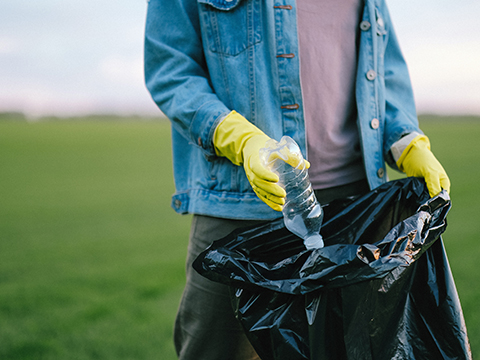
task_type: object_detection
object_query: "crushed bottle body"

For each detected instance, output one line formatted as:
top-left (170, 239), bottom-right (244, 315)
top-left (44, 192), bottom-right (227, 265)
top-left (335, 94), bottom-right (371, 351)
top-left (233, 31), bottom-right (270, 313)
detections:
top-left (260, 136), bottom-right (324, 249)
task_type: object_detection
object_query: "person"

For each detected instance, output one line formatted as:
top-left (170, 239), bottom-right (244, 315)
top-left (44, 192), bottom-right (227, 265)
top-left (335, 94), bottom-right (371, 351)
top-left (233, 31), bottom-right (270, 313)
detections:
top-left (144, 0), bottom-right (450, 359)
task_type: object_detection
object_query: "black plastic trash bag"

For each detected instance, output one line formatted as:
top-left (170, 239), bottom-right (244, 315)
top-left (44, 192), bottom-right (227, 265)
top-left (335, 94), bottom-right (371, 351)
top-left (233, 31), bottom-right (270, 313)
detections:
top-left (193, 178), bottom-right (472, 360)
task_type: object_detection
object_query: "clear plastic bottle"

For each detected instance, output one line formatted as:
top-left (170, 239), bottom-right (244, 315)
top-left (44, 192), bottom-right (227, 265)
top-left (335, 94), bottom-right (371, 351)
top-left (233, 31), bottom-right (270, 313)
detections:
top-left (260, 136), bottom-right (324, 250)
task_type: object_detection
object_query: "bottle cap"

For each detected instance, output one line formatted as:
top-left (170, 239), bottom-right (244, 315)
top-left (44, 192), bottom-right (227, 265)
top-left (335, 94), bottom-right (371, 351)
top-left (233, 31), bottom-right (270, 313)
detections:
top-left (304, 234), bottom-right (324, 250)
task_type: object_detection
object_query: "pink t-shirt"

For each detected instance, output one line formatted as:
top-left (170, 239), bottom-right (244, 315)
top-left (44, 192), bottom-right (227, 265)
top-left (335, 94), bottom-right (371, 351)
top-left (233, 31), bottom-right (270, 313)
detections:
top-left (297, 0), bottom-right (366, 189)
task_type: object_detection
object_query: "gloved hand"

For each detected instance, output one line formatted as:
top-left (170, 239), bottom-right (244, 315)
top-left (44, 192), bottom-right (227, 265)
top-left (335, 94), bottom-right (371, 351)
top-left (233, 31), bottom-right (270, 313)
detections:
top-left (396, 134), bottom-right (450, 197)
top-left (213, 111), bottom-right (309, 211)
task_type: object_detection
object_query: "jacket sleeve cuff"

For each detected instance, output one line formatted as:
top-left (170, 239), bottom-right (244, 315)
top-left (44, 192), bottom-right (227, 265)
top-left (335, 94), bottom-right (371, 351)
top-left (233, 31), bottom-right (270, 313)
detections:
top-left (190, 100), bottom-right (231, 158)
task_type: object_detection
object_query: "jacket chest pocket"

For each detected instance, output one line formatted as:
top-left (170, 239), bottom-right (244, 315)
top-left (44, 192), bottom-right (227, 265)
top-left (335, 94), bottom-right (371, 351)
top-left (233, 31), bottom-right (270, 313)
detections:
top-left (198, 0), bottom-right (262, 56)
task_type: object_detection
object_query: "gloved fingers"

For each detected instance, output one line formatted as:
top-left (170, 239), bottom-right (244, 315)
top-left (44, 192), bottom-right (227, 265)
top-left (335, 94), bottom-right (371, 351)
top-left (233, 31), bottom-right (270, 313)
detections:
top-left (266, 147), bottom-right (310, 170)
top-left (256, 193), bottom-right (283, 212)
top-left (440, 172), bottom-right (451, 194)
top-left (251, 185), bottom-right (285, 211)
top-left (251, 176), bottom-right (287, 199)
top-left (424, 168), bottom-right (451, 197)
top-left (424, 172), bottom-right (443, 198)
top-left (245, 159), bottom-right (286, 211)
top-left (425, 155), bottom-right (450, 197)
top-left (249, 157), bottom-right (280, 183)
top-left (247, 175), bottom-right (285, 211)
top-left (269, 149), bottom-right (301, 168)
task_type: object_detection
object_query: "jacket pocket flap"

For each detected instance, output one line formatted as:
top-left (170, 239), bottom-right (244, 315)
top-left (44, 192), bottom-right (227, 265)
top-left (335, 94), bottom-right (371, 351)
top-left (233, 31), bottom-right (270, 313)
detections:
top-left (198, 0), bottom-right (242, 11)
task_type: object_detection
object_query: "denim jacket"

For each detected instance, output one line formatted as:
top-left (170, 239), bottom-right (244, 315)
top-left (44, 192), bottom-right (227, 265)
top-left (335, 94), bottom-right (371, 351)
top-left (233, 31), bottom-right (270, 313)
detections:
top-left (144, 0), bottom-right (422, 220)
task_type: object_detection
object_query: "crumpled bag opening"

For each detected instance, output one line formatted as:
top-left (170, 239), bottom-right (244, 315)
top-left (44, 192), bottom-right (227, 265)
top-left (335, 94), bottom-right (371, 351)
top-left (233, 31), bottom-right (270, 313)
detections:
top-left (194, 178), bottom-right (472, 360)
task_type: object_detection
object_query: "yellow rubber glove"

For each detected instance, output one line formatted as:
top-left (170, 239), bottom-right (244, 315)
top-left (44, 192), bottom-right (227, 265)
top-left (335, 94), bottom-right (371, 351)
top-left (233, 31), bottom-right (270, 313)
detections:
top-left (213, 111), bottom-right (309, 211)
top-left (396, 134), bottom-right (450, 197)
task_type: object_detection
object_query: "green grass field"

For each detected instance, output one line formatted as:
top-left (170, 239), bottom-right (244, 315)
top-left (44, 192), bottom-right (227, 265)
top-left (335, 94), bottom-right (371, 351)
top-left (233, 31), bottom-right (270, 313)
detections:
top-left (1, 115), bottom-right (479, 359)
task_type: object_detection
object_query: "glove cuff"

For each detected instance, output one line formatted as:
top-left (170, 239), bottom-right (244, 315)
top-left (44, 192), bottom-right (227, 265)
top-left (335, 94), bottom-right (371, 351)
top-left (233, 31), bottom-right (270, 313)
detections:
top-left (213, 111), bottom-right (266, 166)
top-left (390, 131), bottom-right (422, 163)
top-left (396, 134), bottom-right (431, 172)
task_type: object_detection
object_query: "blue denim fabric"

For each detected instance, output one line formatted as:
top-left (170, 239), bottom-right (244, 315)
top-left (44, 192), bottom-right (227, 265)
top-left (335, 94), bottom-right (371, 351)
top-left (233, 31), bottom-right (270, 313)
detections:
top-left (144, 0), bottom-right (421, 220)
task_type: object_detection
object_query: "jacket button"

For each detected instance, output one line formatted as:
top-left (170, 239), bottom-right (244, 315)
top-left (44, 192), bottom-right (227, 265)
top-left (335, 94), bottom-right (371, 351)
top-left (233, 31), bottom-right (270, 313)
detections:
top-left (370, 118), bottom-right (379, 129)
top-left (360, 21), bottom-right (371, 31)
top-left (377, 168), bottom-right (385, 178)
top-left (366, 70), bottom-right (376, 81)
top-left (174, 199), bottom-right (182, 208)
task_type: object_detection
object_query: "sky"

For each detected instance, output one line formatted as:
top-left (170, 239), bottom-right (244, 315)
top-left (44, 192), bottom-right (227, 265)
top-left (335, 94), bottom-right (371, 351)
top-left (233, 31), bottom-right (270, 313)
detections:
top-left (0, 0), bottom-right (479, 118)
